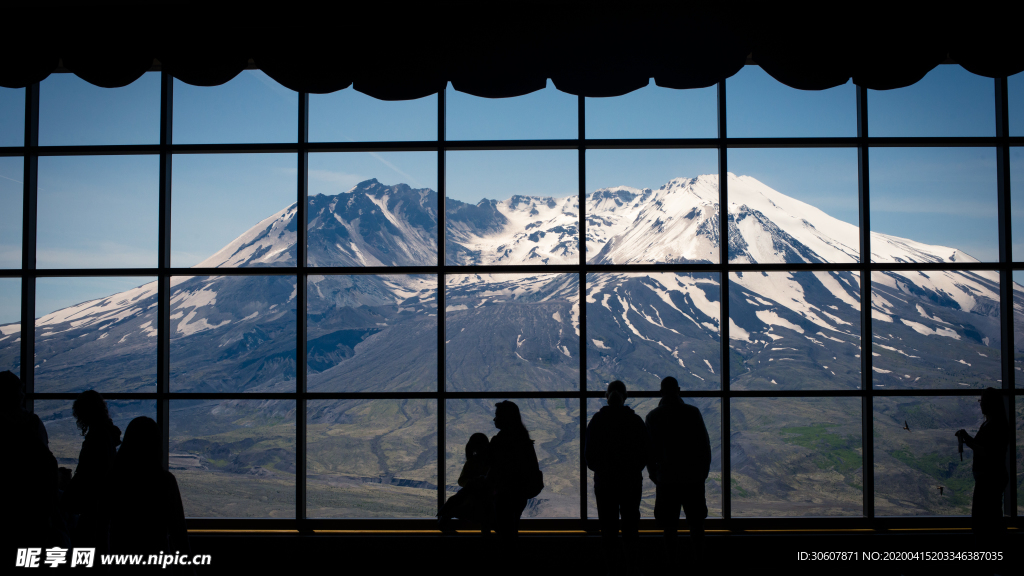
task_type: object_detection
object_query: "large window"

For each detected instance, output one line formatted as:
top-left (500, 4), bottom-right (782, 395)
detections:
top-left (1, 65), bottom-right (1020, 528)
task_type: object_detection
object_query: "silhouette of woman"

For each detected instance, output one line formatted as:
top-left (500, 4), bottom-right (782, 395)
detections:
top-left (955, 387), bottom-right (1009, 537)
top-left (62, 390), bottom-right (121, 551)
top-left (487, 401), bottom-right (535, 539)
top-left (108, 417), bottom-right (190, 573)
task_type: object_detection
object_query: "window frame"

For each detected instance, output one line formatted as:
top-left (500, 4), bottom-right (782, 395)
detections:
top-left (1, 67), bottom-right (1020, 531)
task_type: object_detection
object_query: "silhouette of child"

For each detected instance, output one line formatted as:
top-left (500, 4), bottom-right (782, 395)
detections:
top-left (438, 433), bottom-right (491, 532)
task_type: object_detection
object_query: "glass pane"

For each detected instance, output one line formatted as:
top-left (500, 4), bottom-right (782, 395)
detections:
top-left (587, 273), bottom-right (720, 392)
top-left (874, 396), bottom-right (983, 516)
top-left (446, 81), bottom-right (577, 140)
top-left (38, 399), bottom-right (156, 474)
top-left (39, 72), bottom-right (159, 145)
top-left (172, 154), bottom-right (297, 268)
top-left (35, 277), bottom-right (158, 393)
top-left (726, 66), bottom-right (856, 137)
top-left (0, 277), bottom-right (20, 377)
top-left (585, 85), bottom-right (716, 139)
top-left (0, 155), bottom-right (21, 268)
top-left (445, 150), bottom-right (578, 266)
top-left (445, 398), bottom-right (579, 518)
top-left (0, 86), bottom-right (25, 147)
top-left (1011, 148), bottom-right (1024, 261)
top-left (585, 397), bottom-right (722, 519)
top-left (310, 88), bottom-right (436, 142)
top-left (307, 399), bottom-right (436, 518)
top-left (870, 65), bottom-right (995, 137)
top-left (1010, 71), bottom-right (1024, 137)
top-left (446, 273), bottom-right (579, 392)
top-left (307, 152), bottom-right (438, 267)
top-left (170, 275), bottom-right (296, 393)
top-left (1014, 270), bottom-right (1024, 388)
top-left (170, 399), bottom-right (296, 518)
top-left (870, 147), bottom-right (997, 263)
top-left (730, 271), bottom-right (862, 390)
top-left (731, 397), bottom-right (862, 516)
top-left (173, 71), bottom-right (297, 144)
top-left (38, 155), bottom-right (158, 268)
top-left (728, 148), bottom-right (859, 264)
top-left (585, 149), bottom-right (718, 264)
top-left (307, 275), bottom-right (436, 392)
top-left (872, 270), bottom-right (1000, 389)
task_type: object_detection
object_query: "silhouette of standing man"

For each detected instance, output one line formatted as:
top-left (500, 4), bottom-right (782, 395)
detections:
top-left (645, 376), bottom-right (711, 561)
top-left (955, 387), bottom-right (1009, 540)
top-left (586, 380), bottom-right (649, 570)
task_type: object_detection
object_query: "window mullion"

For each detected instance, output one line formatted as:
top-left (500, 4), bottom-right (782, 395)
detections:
top-left (994, 75), bottom-right (1016, 518)
top-left (157, 71), bottom-right (173, 472)
top-left (717, 78), bottom-right (731, 524)
top-left (437, 85), bottom-right (447, 515)
top-left (578, 93), bottom-right (588, 526)
top-left (856, 84), bottom-right (875, 521)
top-left (296, 91), bottom-right (309, 529)
top-left (21, 82), bottom-right (39, 412)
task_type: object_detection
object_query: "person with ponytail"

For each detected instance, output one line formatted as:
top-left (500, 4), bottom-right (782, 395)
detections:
top-left (585, 380), bottom-right (649, 572)
top-left (62, 389), bottom-right (121, 552)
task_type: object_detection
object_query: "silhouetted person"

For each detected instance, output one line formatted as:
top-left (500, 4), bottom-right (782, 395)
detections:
top-left (645, 377), bottom-right (711, 562)
top-left (108, 417), bottom-right (191, 573)
top-left (586, 380), bottom-right (649, 571)
top-left (487, 401), bottom-right (539, 539)
top-left (2, 369), bottom-right (49, 445)
top-left (439, 432), bottom-right (491, 532)
top-left (2, 370), bottom-right (63, 550)
top-left (62, 389), bottom-right (121, 552)
top-left (955, 387), bottom-right (1009, 539)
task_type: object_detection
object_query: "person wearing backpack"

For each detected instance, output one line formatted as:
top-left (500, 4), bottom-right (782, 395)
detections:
top-left (586, 380), bottom-right (650, 573)
top-left (486, 400), bottom-right (541, 539)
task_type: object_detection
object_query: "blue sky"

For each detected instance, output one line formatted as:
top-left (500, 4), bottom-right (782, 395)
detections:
top-left (0, 155), bottom-right (22, 268)
top-left (39, 72), bottom-right (161, 145)
top-left (0, 86), bottom-right (25, 147)
top-left (37, 155), bottom-right (159, 268)
top-left (0, 66), bottom-right (1022, 324)
top-left (727, 67), bottom-right (856, 137)
top-left (307, 152), bottom-right (437, 197)
top-left (171, 153), bottom-right (297, 267)
top-left (586, 84), bottom-right (717, 138)
top-left (871, 147), bottom-right (998, 261)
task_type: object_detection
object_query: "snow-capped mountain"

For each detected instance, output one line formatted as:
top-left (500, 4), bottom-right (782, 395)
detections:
top-left (1, 175), bottom-right (1020, 396)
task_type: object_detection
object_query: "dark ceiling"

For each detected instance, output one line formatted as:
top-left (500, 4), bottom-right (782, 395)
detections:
top-left (3, 2), bottom-right (1021, 98)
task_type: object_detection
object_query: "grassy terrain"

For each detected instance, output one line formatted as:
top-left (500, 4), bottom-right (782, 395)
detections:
top-left (780, 423), bottom-right (863, 475)
top-left (34, 387), bottom-right (1007, 520)
top-left (730, 398), bottom-right (864, 516)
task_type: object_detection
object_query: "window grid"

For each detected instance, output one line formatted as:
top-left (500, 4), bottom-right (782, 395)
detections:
top-left (1, 70), bottom-right (1021, 530)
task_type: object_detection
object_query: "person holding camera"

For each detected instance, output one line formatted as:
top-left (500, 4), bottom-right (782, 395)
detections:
top-left (955, 387), bottom-right (1009, 538)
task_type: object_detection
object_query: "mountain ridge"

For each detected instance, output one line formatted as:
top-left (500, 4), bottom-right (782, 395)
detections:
top-left (1, 173), bottom-right (1019, 397)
